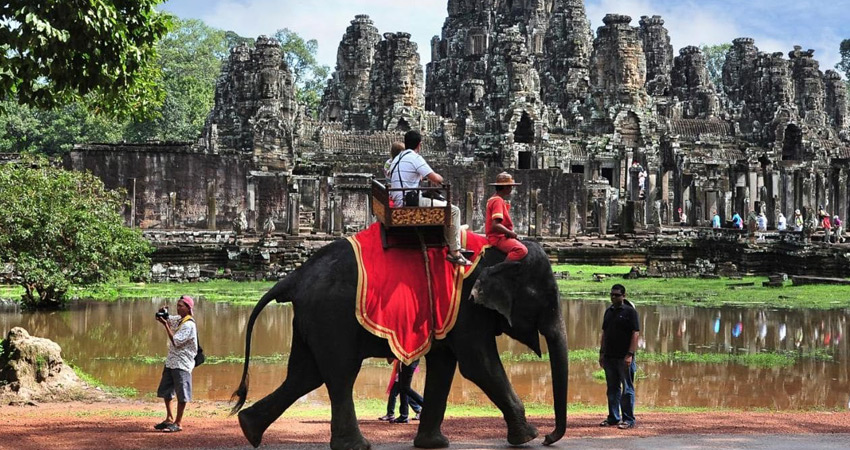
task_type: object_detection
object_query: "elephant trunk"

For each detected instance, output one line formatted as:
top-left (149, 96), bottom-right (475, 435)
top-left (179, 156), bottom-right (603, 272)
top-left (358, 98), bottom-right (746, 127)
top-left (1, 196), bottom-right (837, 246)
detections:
top-left (542, 321), bottom-right (568, 445)
top-left (229, 276), bottom-right (294, 415)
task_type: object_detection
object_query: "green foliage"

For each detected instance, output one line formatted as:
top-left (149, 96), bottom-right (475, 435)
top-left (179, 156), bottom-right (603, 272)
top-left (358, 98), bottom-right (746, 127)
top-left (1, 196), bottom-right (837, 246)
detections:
top-left (124, 18), bottom-right (229, 142)
top-left (273, 28), bottom-right (330, 117)
top-left (0, 100), bottom-right (122, 154)
top-left (837, 39), bottom-right (850, 80)
top-left (0, 0), bottom-right (171, 120)
top-left (701, 43), bottom-right (732, 93)
top-left (0, 158), bottom-right (153, 308)
top-left (554, 264), bottom-right (850, 309)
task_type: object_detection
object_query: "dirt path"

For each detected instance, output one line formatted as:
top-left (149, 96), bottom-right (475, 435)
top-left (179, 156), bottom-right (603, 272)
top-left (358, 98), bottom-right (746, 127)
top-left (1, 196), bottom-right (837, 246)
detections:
top-left (4, 400), bottom-right (850, 450)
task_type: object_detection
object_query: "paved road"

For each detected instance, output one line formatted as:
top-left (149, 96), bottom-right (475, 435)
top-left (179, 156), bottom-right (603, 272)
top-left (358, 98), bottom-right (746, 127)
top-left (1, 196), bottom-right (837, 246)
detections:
top-left (177, 433), bottom-right (850, 449)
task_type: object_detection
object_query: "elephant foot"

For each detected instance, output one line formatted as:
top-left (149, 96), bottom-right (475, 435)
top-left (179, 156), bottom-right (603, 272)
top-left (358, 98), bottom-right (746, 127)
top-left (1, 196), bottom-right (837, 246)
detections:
top-left (330, 435), bottom-right (371, 450)
top-left (507, 422), bottom-right (538, 446)
top-left (238, 409), bottom-right (265, 448)
top-left (414, 431), bottom-right (450, 448)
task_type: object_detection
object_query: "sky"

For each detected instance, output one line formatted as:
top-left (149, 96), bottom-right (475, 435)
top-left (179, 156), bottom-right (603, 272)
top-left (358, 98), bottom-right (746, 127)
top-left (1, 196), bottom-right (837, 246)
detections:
top-left (160, 0), bottom-right (850, 76)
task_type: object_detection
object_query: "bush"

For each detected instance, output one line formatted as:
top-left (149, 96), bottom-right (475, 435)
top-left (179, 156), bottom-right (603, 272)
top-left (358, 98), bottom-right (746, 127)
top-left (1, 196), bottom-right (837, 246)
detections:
top-left (0, 158), bottom-right (152, 308)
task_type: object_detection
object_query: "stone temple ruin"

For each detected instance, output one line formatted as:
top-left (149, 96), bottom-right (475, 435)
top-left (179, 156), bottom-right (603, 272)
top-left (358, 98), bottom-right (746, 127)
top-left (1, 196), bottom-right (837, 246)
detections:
top-left (65, 0), bottom-right (850, 278)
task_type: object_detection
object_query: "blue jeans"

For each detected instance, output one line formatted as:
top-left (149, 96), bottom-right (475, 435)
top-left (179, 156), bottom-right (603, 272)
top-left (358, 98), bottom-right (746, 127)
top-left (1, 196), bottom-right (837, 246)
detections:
top-left (603, 357), bottom-right (636, 425)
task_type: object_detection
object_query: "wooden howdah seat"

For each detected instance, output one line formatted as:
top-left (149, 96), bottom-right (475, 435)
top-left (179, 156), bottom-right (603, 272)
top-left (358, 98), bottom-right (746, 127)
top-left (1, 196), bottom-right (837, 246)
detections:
top-left (371, 179), bottom-right (452, 249)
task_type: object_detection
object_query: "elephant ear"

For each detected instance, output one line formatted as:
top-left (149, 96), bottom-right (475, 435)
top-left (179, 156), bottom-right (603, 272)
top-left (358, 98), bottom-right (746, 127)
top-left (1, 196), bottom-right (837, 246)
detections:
top-left (471, 261), bottom-right (522, 326)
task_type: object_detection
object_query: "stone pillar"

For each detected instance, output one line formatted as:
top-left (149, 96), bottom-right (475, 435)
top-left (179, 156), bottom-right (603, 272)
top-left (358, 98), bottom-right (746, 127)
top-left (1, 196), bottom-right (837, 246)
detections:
top-left (661, 170), bottom-right (670, 225)
top-left (332, 196), bottom-right (343, 236)
top-left (529, 190), bottom-right (539, 236)
top-left (569, 202), bottom-right (579, 237)
top-left (313, 179), bottom-right (321, 234)
top-left (706, 191), bottom-right (718, 222)
top-left (206, 181), bottom-right (217, 230)
top-left (288, 191), bottom-right (300, 236)
top-left (600, 198), bottom-right (609, 236)
top-left (748, 171), bottom-right (758, 212)
top-left (536, 204), bottom-right (544, 236)
top-left (623, 152), bottom-right (633, 192)
top-left (465, 192), bottom-right (474, 227)
top-left (838, 169), bottom-right (848, 222)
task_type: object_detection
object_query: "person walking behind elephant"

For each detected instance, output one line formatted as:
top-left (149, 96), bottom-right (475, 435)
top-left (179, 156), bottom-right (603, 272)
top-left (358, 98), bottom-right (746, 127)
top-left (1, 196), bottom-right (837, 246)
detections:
top-left (153, 295), bottom-right (198, 433)
top-left (390, 359), bottom-right (424, 423)
top-left (598, 284), bottom-right (639, 430)
top-left (388, 130), bottom-right (470, 266)
top-left (378, 359), bottom-right (423, 422)
top-left (485, 172), bottom-right (528, 262)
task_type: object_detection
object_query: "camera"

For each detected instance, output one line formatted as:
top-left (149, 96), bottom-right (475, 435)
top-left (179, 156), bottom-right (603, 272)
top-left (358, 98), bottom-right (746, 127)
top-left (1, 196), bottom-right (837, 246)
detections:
top-left (155, 307), bottom-right (169, 319)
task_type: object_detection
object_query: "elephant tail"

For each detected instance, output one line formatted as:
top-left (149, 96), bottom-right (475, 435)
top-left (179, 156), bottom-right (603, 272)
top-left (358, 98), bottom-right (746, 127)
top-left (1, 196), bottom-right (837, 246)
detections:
top-left (230, 275), bottom-right (296, 415)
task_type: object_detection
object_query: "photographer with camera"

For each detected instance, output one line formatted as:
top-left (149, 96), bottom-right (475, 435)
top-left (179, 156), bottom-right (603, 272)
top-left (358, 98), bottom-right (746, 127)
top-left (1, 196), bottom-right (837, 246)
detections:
top-left (153, 295), bottom-right (198, 433)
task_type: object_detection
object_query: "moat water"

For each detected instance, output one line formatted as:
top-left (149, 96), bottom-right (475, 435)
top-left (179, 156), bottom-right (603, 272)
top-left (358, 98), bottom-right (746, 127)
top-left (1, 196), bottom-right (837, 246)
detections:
top-left (1, 298), bottom-right (848, 410)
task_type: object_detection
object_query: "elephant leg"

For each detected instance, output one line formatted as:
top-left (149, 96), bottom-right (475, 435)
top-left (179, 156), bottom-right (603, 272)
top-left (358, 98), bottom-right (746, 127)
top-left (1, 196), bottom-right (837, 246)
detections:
top-left (322, 360), bottom-right (370, 450)
top-left (414, 347), bottom-right (457, 449)
top-left (238, 334), bottom-right (323, 448)
top-left (455, 338), bottom-right (538, 445)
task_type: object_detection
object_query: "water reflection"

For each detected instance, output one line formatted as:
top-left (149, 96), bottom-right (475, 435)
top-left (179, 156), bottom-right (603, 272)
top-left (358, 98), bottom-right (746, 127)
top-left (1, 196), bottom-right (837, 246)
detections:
top-left (1, 299), bottom-right (848, 409)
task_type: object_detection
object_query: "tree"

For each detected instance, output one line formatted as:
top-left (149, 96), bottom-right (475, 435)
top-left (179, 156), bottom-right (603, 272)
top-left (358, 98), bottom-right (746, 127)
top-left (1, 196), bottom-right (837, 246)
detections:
top-left (273, 29), bottom-right (330, 116)
top-left (124, 18), bottom-right (229, 142)
top-left (701, 43), bottom-right (732, 93)
top-left (837, 39), bottom-right (850, 80)
top-left (0, 158), bottom-right (152, 309)
top-left (838, 39), bottom-right (850, 107)
top-left (0, 0), bottom-right (171, 120)
top-left (0, 100), bottom-right (123, 154)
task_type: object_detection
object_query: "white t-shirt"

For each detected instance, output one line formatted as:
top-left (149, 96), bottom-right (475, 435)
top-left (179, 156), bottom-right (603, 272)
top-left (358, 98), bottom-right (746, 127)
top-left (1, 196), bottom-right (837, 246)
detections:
top-left (387, 149), bottom-right (434, 206)
top-left (165, 315), bottom-right (198, 373)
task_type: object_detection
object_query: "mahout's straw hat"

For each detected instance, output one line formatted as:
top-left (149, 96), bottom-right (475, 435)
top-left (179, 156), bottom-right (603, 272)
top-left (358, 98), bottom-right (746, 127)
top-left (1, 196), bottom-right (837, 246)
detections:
top-left (489, 172), bottom-right (521, 186)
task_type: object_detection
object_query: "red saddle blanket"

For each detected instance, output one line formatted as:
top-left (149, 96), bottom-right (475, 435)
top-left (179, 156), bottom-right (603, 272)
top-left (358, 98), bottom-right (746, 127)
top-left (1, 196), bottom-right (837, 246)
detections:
top-left (347, 223), bottom-right (488, 364)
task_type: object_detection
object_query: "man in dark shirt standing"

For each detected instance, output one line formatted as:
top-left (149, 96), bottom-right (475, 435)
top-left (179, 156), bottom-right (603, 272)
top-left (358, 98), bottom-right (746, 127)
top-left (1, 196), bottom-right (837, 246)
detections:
top-left (598, 283), bottom-right (640, 429)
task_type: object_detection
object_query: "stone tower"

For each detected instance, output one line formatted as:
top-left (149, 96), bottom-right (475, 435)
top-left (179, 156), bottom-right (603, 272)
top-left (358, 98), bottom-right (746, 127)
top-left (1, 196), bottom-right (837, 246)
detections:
top-left (368, 32), bottom-right (425, 131)
top-left (319, 15), bottom-right (381, 128)
top-left (638, 15), bottom-right (673, 97)
top-left (540, 0), bottom-right (593, 127)
top-left (671, 46), bottom-right (718, 119)
top-left (202, 36), bottom-right (298, 164)
top-left (824, 70), bottom-right (847, 130)
top-left (590, 14), bottom-right (648, 112)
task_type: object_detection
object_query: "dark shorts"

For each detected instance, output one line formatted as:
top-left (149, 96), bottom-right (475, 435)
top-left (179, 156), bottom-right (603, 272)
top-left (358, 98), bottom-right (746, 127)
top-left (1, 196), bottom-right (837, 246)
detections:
top-left (157, 367), bottom-right (192, 403)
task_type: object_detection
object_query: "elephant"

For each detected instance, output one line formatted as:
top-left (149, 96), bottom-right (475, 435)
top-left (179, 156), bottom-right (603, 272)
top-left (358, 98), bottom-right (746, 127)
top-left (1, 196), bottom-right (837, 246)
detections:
top-left (230, 237), bottom-right (568, 449)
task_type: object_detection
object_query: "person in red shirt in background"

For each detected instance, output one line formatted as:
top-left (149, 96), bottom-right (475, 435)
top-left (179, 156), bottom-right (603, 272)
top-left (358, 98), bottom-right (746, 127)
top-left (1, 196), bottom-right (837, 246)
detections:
top-left (485, 172), bottom-right (528, 261)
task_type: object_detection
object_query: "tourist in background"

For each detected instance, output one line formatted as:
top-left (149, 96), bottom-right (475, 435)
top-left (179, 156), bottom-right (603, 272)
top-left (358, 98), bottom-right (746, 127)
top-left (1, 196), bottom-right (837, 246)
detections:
top-left (711, 210), bottom-right (721, 229)
top-left (678, 207), bottom-right (687, 226)
top-left (793, 209), bottom-right (804, 232)
top-left (822, 213), bottom-right (832, 243)
top-left (732, 211), bottom-right (743, 230)
top-left (777, 212), bottom-right (787, 231)
top-left (833, 215), bottom-right (843, 243)
top-left (598, 284), bottom-right (640, 430)
top-left (756, 211), bottom-right (768, 242)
